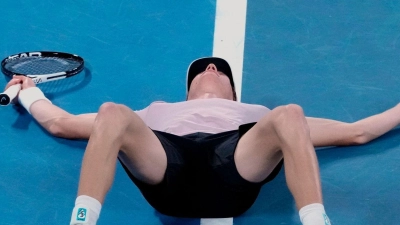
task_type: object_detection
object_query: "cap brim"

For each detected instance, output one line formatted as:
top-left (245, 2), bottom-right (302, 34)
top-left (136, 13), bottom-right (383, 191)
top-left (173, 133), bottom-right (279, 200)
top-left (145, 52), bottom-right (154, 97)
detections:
top-left (186, 57), bottom-right (235, 92)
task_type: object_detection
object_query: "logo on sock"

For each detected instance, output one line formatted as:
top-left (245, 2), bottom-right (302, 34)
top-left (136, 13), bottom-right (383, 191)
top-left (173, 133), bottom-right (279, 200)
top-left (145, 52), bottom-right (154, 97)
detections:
top-left (76, 208), bottom-right (87, 221)
top-left (323, 213), bottom-right (331, 225)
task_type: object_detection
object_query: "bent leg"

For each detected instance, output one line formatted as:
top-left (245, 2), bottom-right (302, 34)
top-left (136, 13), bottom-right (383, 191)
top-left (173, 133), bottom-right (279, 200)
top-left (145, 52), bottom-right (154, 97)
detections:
top-left (235, 104), bottom-right (322, 209)
top-left (77, 102), bottom-right (167, 204)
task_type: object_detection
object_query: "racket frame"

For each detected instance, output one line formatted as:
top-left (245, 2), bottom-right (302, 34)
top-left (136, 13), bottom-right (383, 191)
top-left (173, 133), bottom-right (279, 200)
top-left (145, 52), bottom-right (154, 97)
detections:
top-left (1, 51), bottom-right (84, 79)
top-left (0, 51), bottom-right (84, 106)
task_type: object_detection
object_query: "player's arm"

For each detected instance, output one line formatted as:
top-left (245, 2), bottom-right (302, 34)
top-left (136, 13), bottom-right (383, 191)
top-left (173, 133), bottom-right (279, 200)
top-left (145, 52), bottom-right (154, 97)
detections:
top-left (30, 100), bottom-right (96, 139)
top-left (307, 104), bottom-right (400, 147)
top-left (5, 75), bottom-right (96, 139)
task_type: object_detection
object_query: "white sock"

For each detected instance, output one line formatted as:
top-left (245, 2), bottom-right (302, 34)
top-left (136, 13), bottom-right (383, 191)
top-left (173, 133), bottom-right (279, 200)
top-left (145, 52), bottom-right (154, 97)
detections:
top-left (299, 203), bottom-right (331, 225)
top-left (70, 195), bottom-right (102, 225)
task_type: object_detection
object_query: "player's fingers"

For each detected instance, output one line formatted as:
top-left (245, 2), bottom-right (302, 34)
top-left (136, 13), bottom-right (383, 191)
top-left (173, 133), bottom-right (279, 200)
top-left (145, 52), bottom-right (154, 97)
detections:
top-left (20, 76), bottom-right (36, 90)
top-left (12, 75), bottom-right (26, 79)
top-left (4, 76), bottom-right (23, 91)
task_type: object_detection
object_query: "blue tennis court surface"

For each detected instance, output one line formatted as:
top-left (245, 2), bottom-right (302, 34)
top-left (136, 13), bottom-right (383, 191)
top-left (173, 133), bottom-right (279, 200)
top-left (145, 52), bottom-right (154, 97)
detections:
top-left (1, 1), bottom-right (399, 224)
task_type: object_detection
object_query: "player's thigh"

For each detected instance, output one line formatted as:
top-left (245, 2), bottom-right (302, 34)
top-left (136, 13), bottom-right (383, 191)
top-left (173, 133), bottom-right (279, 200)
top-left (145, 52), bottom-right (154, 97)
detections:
top-left (107, 104), bottom-right (167, 185)
top-left (234, 110), bottom-right (284, 183)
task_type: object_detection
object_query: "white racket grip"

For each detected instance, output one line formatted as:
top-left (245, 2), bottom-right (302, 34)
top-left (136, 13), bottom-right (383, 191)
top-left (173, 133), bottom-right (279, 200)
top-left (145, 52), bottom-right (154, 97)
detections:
top-left (0, 84), bottom-right (21, 106)
top-left (18, 87), bottom-right (52, 114)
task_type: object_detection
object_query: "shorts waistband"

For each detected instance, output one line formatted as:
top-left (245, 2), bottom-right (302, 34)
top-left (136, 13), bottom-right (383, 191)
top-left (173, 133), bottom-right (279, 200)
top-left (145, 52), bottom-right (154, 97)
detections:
top-left (182, 132), bottom-right (213, 141)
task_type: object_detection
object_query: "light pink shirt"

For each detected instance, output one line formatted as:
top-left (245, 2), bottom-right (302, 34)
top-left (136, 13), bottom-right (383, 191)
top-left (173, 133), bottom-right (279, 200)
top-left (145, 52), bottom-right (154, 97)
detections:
top-left (135, 98), bottom-right (270, 136)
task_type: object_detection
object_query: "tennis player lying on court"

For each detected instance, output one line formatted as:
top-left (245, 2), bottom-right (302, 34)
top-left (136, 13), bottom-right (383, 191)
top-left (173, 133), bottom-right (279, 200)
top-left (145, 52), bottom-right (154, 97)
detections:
top-left (5, 57), bottom-right (400, 225)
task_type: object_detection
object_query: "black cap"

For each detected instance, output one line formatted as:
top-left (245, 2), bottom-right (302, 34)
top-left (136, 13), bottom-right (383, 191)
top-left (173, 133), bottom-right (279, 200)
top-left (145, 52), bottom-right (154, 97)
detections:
top-left (186, 57), bottom-right (235, 93)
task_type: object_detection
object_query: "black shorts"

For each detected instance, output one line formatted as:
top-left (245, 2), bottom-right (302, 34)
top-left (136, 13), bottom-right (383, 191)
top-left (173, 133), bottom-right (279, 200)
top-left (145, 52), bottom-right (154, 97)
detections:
top-left (120, 123), bottom-right (283, 218)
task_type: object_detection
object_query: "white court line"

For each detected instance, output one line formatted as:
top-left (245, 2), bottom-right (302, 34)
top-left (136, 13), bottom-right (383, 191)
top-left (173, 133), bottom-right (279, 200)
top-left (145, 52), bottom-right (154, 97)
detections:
top-left (200, 217), bottom-right (233, 225)
top-left (200, 0), bottom-right (247, 225)
top-left (212, 0), bottom-right (247, 103)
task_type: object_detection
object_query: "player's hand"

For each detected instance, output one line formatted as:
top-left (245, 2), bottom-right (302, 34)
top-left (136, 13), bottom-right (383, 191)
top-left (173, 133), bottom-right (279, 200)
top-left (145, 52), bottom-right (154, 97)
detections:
top-left (4, 75), bottom-right (36, 104)
top-left (4, 75), bottom-right (36, 91)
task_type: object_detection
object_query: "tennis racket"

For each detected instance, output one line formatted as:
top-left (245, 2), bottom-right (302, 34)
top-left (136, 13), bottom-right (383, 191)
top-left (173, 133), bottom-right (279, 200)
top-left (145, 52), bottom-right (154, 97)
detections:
top-left (0, 51), bottom-right (84, 106)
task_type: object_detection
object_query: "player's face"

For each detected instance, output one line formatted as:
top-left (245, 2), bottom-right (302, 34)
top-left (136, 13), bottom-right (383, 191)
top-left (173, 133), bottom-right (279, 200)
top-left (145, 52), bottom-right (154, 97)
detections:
top-left (187, 63), bottom-right (234, 100)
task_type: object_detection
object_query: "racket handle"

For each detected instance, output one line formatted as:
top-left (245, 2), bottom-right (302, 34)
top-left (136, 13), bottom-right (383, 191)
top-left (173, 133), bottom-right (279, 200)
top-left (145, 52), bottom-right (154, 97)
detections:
top-left (0, 84), bottom-right (22, 106)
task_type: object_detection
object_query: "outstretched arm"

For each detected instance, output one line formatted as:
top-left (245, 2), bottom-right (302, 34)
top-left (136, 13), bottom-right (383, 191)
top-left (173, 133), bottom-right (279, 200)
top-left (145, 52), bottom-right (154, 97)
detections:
top-left (5, 76), bottom-right (96, 139)
top-left (307, 104), bottom-right (400, 147)
top-left (31, 100), bottom-right (96, 139)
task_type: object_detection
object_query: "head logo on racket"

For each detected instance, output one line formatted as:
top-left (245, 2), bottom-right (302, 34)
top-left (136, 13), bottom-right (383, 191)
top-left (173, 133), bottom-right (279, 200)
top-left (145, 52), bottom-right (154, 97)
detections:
top-left (5, 52), bottom-right (42, 62)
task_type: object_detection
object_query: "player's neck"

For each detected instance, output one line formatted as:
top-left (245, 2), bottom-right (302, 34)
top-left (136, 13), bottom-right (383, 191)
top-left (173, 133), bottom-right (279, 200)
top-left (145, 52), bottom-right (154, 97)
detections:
top-left (187, 92), bottom-right (232, 101)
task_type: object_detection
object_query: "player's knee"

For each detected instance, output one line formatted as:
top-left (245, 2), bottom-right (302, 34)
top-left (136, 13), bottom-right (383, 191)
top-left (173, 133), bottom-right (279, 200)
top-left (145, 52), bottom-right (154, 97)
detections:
top-left (274, 104), bottom-right (304, 121)
top-left (283, 104), bottom-right (305, 117)
top-left (98, 102), bottom-right (119, 114)
top-left (95, 102), bottom-right (144, 135)
top-left (270, 104), bottom-right (309, 132)
top-left (97, 102), bottom-right (119, 120)
top-left (95, 102), bottom-right (128, 130)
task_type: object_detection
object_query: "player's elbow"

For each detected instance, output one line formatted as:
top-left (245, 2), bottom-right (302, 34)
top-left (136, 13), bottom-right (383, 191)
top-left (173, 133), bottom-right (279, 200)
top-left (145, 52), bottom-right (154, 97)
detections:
top-left (348, 125), bottom-right (370, 145)
top-left (46, 115), bottom-right (92, 139)
top-left (47, 116), bottom-right (85, 139)
top-left (47, 117), bottom-right (69, 138)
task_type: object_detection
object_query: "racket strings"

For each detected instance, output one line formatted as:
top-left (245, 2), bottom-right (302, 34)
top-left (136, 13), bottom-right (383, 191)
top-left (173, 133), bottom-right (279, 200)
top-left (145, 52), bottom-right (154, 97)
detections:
top-left (4, 57), bottom-right (81, 75)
